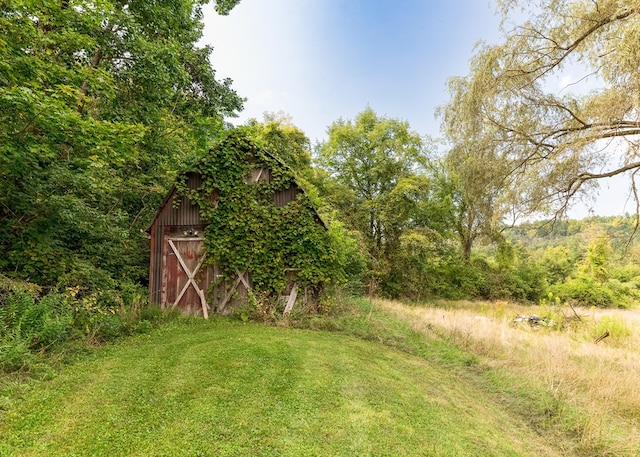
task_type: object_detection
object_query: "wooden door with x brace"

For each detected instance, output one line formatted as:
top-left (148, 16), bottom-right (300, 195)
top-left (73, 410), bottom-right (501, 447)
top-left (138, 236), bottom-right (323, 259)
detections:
top-left (161, 234), bottom-right (211, 318)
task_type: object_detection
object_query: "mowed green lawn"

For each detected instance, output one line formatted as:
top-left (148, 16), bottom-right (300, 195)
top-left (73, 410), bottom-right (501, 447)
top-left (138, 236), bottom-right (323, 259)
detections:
top-left (0, 320), bottom-right (560, 457)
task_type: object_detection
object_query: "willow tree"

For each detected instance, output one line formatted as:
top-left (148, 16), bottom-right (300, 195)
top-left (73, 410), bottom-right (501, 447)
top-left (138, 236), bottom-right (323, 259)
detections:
top-left (442, 0), bottom-right (640, 217)
top-left (440, 71), bottom-right (517, 260)
top-left (442, 140), bottom-right (512, 260)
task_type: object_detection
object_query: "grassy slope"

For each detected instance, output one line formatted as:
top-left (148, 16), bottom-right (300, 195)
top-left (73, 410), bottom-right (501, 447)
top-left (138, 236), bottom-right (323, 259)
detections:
top-left (0, 318), bottom-right (561, 457)
top-left (376, 298), bottom-right (640, 456)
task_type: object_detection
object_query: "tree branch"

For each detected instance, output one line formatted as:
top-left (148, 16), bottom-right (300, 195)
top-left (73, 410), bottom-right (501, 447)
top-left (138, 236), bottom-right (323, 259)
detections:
top-left (506, 8), bottom-right (637, 80)
top-left (573, 161), bottom-right (640, 183)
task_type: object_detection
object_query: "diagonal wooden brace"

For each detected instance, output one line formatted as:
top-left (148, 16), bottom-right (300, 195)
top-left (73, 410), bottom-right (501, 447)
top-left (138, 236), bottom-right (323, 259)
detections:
top-left (282, 283), bottom-right (298, 316)
top-left (219, 270), bottom-right (250, 310)
top-left (168, 239), bottom-right (209, 318)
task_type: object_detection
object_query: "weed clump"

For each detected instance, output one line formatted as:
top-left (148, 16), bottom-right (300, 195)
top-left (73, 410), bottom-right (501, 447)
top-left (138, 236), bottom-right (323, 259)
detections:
top-left (0, 277), bottom-right (179, 375)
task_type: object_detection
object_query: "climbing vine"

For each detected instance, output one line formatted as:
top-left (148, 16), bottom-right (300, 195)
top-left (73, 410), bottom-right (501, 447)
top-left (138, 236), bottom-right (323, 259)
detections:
top-left (178, 129), bottom-right (343, 301)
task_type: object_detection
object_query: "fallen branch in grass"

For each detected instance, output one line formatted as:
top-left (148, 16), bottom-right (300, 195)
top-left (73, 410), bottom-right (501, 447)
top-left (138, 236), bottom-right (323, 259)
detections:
top-left (594, 330), bottom-right (610, 344)
top-left (568, 302), bottom-right (583, 322)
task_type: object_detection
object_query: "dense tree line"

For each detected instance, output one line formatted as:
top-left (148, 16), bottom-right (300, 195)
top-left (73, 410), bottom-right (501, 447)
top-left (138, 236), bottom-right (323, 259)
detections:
top-left (1, 0), bottom-right (243, 292)
top-left (2, 0), bottom-right (640, 374)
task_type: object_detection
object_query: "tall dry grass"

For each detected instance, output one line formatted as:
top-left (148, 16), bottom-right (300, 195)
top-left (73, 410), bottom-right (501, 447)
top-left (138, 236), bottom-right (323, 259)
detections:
top-left (376, 298), bottom-right (640, 454)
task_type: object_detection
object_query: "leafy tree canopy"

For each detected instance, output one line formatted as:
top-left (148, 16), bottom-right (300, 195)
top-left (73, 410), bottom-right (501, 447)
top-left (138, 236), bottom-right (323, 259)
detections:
top-left (0, 0), bottom-right (243, 290)
top-left (244, 112), bottom-right (313, 175)
top-left (317, 107), bottom-right (427, 258)
top-left (442, 0), bottom-right (640, 217)
top-left (315, 108), bottom-right (462, 296)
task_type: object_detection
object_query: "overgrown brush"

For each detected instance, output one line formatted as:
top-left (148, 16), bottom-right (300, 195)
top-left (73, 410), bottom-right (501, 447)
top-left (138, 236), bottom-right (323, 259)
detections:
top-left (0, 278), bottom-right (176, 375)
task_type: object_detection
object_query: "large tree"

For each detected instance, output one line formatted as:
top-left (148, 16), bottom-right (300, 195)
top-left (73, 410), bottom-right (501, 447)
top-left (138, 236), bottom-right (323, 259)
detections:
top-left (0, 0), bottom-right (243, 289)
top-left (442, 0), bottom-right (640, 217)
top-left (440, 75), bottom-right (520, 261)
top-left (316, 108), bottom-right (450, 295)
top-left (442, 140), bottom-right (511, 261)
top-left (317, 108), bottom-right (426, 259)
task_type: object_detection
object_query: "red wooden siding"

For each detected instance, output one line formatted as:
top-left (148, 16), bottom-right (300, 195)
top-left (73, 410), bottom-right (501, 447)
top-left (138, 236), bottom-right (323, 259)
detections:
top-left (148, 168), bottom-right (324, 315)
top-left (274, 186), bottom-right (300, 207)
top-left (162, 236), bottom-right (207, 315)
top-left (148, 172), bottom-right (206, 307)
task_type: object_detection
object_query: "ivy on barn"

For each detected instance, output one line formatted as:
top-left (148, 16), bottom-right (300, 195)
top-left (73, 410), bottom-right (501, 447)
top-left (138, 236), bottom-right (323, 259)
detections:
top-left (177, 130), bottom-right (337, 299)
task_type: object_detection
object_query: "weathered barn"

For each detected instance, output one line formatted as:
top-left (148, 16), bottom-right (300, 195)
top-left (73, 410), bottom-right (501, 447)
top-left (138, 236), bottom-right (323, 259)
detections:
top-left (147, 133), bottom-right (328, 318)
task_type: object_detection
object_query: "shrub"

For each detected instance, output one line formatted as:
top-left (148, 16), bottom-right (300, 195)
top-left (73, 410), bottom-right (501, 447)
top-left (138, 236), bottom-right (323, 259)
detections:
top-left (432, 258), bottom-right (486, 299)
top-left (506, 262), bottom-right (547, 302)
top-left (0, 337), bottom-right (34, 373)
top-left (550, 278), bottom-right (614, 308)
top-left (0, 289), bottom-right (74, 350)
top-left (589, 315), bottom-right (632, 346)
top-left (461, 256), bottom-right (547, 303)
top-left (0, 280), bottom-right (172, 373)
top-left (610, 263), bottom-right (640, 283)
top-left (540, 246), bottom-right (576, 285)
top-left (133, 320), bottom-right (153, 334)
top-left (140, 305), bottom-right (167, 323)
top-left (91, 313), bottom-right (127, 342)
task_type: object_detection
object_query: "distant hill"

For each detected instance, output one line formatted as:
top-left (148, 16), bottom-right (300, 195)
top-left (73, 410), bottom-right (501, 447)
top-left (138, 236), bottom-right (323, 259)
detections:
top-left (504, 215), bottom-right (640, 257)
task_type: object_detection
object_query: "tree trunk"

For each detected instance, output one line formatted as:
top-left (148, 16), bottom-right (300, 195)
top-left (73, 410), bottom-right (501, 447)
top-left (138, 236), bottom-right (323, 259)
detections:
top-left (77, 47), bottom-right (103, 114)
top-left (462, 235), bottom-right (473, 262)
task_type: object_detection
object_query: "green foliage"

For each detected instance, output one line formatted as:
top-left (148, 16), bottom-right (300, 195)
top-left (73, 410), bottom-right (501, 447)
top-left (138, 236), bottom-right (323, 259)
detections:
top-left (212, 0), bottom-right (243, 15)
top-left (0, 285), bottom-right (75, 373)
top-left (0, 289), bottom-right (74, 352)
top-left (481, 262), bottom-right (547, 302)
top-left (324, 217), bottom-right (368, 294)
top-left (0, 338), bottom-right (36, 374)
top-left (317, 108), bottom-right (426, 261)
top-left (0, 277), bottom-right (178, 374)
top-left (241, 291), bottom-right (280, 322)
top-left (589, 315), bottom-right (632, 346)
top-left (547, 264), bottom-right (640, 308)
top-left (435, 258), bottom-right (486, 299)
top-left (535, 295), bottom-right (567, 331)
top-left (540, 246), bottom-right (575, 285)
top-left (513, 262), bottom-right (548, 301)
top-left (389, 229), bottom-right (467, 300)
top-left (611, 263), bottom-right (640, 282)
top-left (429, 239), bottom-right (548, 303)
top-left (550, 277), bottom-right (615, 308)
top-left (182, 130), bottom-right (349, 301)
top-left (316, 107), bottom-right (459, 297)
top-left (244, 113), bottom-right (313, 176)
top-left (0, 0), bottom-right (243, 291)
top-left (582, 235), bottom-right (611, 283)
top-left (503, 217), bottom-right (640, 306)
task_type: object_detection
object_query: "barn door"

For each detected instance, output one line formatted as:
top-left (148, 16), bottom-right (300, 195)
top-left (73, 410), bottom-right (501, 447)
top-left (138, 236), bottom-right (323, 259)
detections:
top-left (161, 235), bottom-right (210, 318)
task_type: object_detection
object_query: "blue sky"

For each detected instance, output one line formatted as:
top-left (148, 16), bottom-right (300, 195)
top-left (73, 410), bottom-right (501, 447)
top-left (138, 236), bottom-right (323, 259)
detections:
top-left (200, 1), bottom-right (630, 218)
top-left (201, 0), bottom-right (502, 142)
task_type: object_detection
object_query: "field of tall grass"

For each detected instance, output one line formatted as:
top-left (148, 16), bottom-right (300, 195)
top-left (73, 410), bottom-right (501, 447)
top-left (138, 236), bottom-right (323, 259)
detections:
top-left (377, 298), bottom-right (640, 455)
